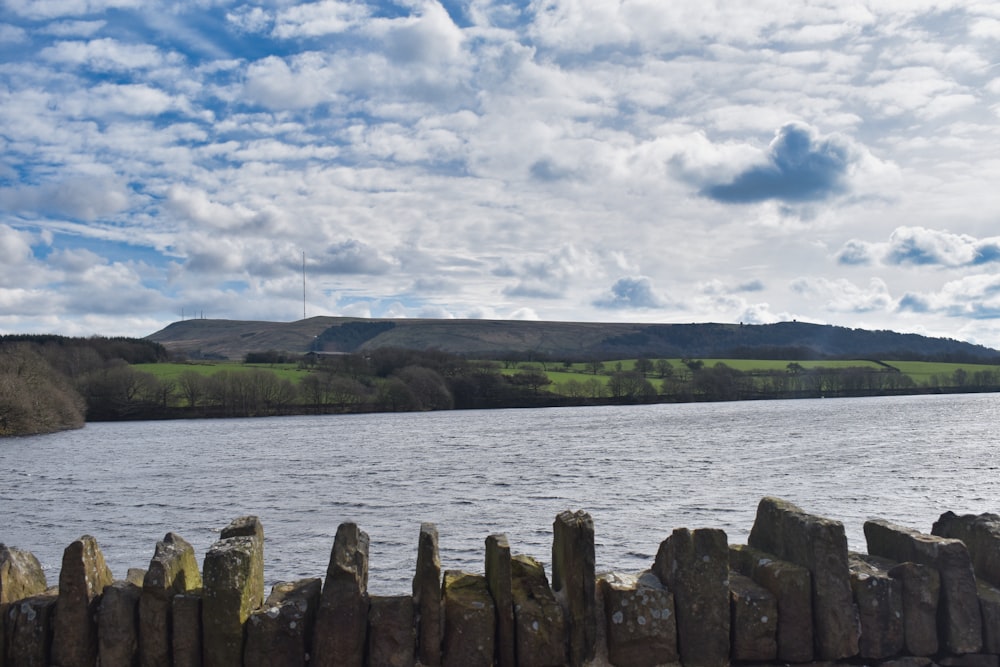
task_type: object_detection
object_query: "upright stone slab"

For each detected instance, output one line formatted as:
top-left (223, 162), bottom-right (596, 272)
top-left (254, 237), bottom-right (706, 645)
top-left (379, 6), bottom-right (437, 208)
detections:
top-left (510, 554), bottom-right (567, 667)
top-left (367, 595), bottom-right (415, 667)
top-left (312, 522), bottom-right (370, 667)
top-left (6, 589), bottom-right (57, 667)
top-left (140, 532), bottom-right (203, 667)
top-left (748, 496), bottom-right (860, 660)
top-left (889, 561), bottom-right (939, 657)
top-left (0, 544), bottom-right (47, 667)
top-left (485, 533), bottom-right (516, 667)
top-left (413, 522), bottom-right (443, 666)
top-left (933, 512), bottom-right (1000, 587)
top-left (979, 581), bottom-right (1000, 655)
top-left (51, 535), bottom-right (114, 667)
top-left (729, 572), bottom-right (777, 662)
top-left (551, 509), bottom-right (596, 666)
top-left (220, 516), bottom-right (265, 600)
top-left (865, 518), bottom-right (982, 654)
top-left (849, 553), bottom-right (904, 659)
top-left (729, 543), bottom-right (813, 662)
top-left (173, 589), bottom-right (203, 667)
top-left (441, 570), bottom-right (495, 667)
top-left (244, 578), bottom-right (322, 667)
top-left (653, 527), bottom-right (729, 667)
top-left (98, 580), bottom-right (142, 667)
top-left (203, 516), bottom-right (265, 667)
top-left (598, 571), bottom-right (677, 667)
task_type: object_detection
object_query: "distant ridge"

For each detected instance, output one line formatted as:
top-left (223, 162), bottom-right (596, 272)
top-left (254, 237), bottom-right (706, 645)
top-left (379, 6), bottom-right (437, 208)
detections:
top-left (145, 317), bottom-right (1000, 363)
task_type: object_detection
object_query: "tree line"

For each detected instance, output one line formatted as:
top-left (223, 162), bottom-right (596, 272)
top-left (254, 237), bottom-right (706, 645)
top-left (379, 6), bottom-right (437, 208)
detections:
top-left (3, 337), bottom-right (1000, 436)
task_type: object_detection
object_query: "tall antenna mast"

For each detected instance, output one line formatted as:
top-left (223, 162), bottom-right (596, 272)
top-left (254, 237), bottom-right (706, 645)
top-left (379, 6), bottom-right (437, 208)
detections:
top-left (302, 250), bottom-right (306, 320)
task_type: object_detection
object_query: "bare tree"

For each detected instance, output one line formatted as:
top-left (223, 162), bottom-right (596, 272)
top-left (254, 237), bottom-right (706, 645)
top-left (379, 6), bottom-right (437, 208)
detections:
top-left (0, 344), bottom-right (85, 435)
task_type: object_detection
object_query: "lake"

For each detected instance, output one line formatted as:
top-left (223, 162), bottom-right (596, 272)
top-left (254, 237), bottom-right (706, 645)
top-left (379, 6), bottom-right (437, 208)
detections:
top-left (3, 393), bottom-right (999, 594)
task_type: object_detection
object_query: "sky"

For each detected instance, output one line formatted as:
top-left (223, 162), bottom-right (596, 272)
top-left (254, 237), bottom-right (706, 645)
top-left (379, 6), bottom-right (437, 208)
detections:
top-left (3, 1), bottom-right (1000, 348)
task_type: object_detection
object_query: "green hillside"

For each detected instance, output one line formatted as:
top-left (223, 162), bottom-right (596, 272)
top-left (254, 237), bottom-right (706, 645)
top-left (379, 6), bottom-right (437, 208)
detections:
top-left (146, 317), bottom-right (1000, 364)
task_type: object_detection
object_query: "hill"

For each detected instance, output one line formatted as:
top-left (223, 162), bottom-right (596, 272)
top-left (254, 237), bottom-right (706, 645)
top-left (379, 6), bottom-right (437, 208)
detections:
top-left (145, 317), bottom-right (1000, 363)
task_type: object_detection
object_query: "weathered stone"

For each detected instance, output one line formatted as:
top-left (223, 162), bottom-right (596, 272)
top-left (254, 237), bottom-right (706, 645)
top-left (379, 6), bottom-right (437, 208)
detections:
top-left (978, 580), bottom-right (1000, 655)
top-left (0, 545), bottom-right (47, 604)
top-left (881, 657), bottom-right (934, 667)
top-left (413, 522), bottom-right (442, 667)
top-left (598, 570), bottom-right (677, 667)
top-left (220, 515), bottom-right (265, 618)
top-left (202, 517), bottom-right (265, 667)
top-left (0, 544), bottom-right (47, 667)
top-left (221, 515), bottom-right (265, 541)
top-left (510, 554), bottom-right (567, 667)
top-left (52, 535), bottom-right (114, 667)
top-left (748, 497), bottom-right (860, 660)
top-left (98, 580), bottom-right (141, 667)
top-left (367, 595), bottom-right (415, 667)
top-left (849, 553), bottom-right (904, 659)
top-left (729, 543), bottom-right (813, 663)
top-left (441, 570), bottom-right (495, 667)
top-left (125, 568), bottom-right (146, 586)
top-left (888, 561), bottom-right (939, 657)
top-left (552, 509), bottom-right (596, 666)
top-left (934, 511), bottom-right (1000, 587)
top-left (653, 527), bottom-right (729, 667)
top-left (312, 522), bottom-right (370, 667)
top-left (729, 572), bottom-right (777, 662)
top-left (245, 578), bottom-right (321, 667)
top-left (865, 518), bottom-right (982, 654)
top-left (485, 534), bottom-right (515, 667)
top-left (173, 589), bottom-right (203, 667)
top-left (938, 655), bottom-right (1000, 667)
top-left (140, 532), bottom-right (203, 667)
top-left (6, 589), bottom-right (57, 667)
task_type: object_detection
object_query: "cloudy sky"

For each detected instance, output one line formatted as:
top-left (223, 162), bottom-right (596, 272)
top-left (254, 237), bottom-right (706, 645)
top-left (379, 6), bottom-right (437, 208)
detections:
top-left (3, 1), bottom-right (1000, 347)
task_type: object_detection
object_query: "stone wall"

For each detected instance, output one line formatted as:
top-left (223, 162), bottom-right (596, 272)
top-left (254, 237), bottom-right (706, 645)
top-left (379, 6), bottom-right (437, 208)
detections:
top-left (3, 497), bottom-right (1000, 666)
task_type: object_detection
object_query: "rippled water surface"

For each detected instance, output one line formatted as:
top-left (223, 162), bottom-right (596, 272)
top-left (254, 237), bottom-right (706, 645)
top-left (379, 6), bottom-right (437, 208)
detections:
top-left (3, 393), bottom-right (1000, 594)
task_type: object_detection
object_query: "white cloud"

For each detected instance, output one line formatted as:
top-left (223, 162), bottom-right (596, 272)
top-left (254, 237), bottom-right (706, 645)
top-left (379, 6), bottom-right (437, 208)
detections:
top-left (0, 176), bottom-right (131, 221)
top-left (367, 1), bottom-right (465, 66)
top-left (790, 276), bottom-right (893, 314)
top-left (0, 23), bottom-right (29, 43)
top-left (62, 83), bottom-right (191, 117)
top-left (594, 276), bottom-right (671, 310)
top-left (165, 185), bottom-right (250, 230)
top-left (41, 20), bottom-right (107, 37)
top-left (838, 226), bottom-right (1000, 268)
top-left (738, 303), bottom-right (783, 325)
top-left (0, 225), bottom-right (48, 288)
top-left (226, 6), bottom-right (272, 34)
top-left (271, 0), bottom-right (369, 38)
top-left (899, 274), bottom-right (1000, 319)
top-left (3, 0), bottom-right (141, 20)
top-left (508, 307), bottom-right (539, 320)
top-left (242, 53), bottom-right (341, 110)
top-left (499, 245), bottom-right (601, 299)
top-left (970, 17), bottom-right (1000, 39)
top-left (40, 38), bottom-right (178, 71)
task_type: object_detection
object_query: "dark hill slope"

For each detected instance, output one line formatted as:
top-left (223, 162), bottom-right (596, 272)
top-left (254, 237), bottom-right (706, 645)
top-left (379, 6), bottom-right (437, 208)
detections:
top-left (145, 317), bottom-right (1000, 363)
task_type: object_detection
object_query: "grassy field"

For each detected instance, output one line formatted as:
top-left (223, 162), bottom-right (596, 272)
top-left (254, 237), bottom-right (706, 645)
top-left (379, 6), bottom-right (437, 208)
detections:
top-left (884, 360), bottom-right (1000, 383)
top-left (508, 358), bottom-right (1000, 389)
top-left (138, 361), bottom-right (307, 383)
top-left (139, 358), bottom-right (1000, 390)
